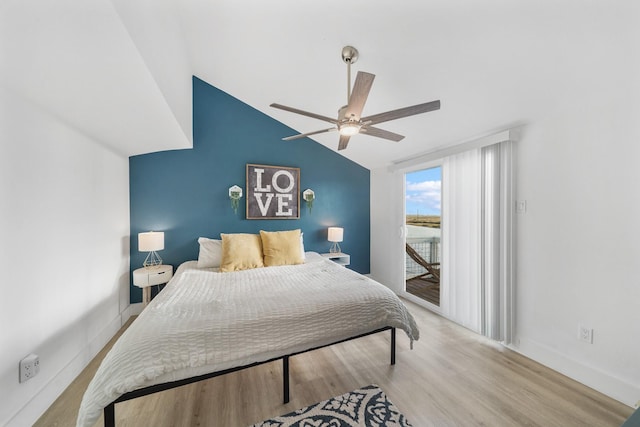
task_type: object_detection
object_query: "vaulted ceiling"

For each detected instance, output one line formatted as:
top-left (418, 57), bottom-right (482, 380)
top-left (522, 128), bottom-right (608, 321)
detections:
top-left (1, 0), bottom-right (637, 169)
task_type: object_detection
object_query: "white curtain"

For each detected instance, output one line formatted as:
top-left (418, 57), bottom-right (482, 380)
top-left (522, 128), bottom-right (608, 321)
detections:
top-left (441, 141), bottom-right (514, 340)
top-left (441, 149), bottom-right (482, 332)
top-left (482, 141), bottom-right (514, 342)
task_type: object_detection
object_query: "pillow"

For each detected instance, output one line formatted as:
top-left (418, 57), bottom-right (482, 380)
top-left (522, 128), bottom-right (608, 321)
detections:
top-left (197, 237), bottom-right (222, 268)
top-left (300, 232), bottom-right (306, 260)
top-left (219, 233), bottom-right (264, 272)
top-left (260, 229), bottom-right (304, 267)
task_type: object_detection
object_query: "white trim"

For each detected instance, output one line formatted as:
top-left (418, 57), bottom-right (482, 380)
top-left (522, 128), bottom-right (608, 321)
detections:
top-left (389, 128), bottom-right (520, 173)
top-left (509, 338), bottom-right (638, 408)
top-left (401, 158), bottom-right (444, 175)
top-left (125, 302), bottom-right (144, 318)
top-left (400, 294), bottom-right (637, 408)
top-left (399, 290), bottom-right (443, 315)
top-left (7, 307), bottom-right (133, 426)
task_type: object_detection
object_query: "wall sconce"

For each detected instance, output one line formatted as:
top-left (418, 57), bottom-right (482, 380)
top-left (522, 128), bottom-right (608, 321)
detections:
top-left (328, 227), bottom-right (343, 254)
top-left (303, 189), bottom-right (315, 213)
top-left (229, 185), bottom-right (243, 214)
top-left (138, 231), bottom-right (164, 268)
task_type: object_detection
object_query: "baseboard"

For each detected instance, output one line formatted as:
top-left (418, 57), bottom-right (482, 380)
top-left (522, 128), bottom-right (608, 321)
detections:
top-left (7, 304), bottom-right (133, 426)
top-left (398, 298), bottom-right (638, 408)
top-left (123, 302), bottom-right (144, 318)
top-left (509, 337), bottom-right (639, 408)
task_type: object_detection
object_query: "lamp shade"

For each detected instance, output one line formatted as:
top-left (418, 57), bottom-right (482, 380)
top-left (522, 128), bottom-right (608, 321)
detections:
top-left (327, 227), bottom-right (344, 243)
top-left (138, 231), bottom-right (164, 252)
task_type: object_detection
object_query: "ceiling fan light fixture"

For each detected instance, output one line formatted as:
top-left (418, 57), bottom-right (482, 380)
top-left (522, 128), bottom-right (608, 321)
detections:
top-left (339, 122), bottom-right (361, 136)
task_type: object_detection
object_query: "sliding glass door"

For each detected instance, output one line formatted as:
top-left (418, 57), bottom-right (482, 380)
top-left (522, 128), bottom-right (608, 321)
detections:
top-left (404, 166), bottom-right (442, 308)
top-left (400, 140), bottom-right (514, 343)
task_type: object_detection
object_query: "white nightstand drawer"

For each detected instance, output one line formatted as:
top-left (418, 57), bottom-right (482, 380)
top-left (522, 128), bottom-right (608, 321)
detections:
top-left (149, 268), bottom-right (172, 285)
top-left (133, 264), bottom-right (173, 287)
top-left (133, 265), bottom-right (173, 306)
top-left (321, 253), bottom-right (350, 267)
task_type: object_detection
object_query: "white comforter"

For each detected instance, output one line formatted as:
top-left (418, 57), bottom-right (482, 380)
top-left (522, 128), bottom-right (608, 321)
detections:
top-left (77, 253), bottom-right (419, 427)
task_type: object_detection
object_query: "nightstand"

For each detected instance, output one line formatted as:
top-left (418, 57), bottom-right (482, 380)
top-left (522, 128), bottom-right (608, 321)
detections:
top-left (321, 252), bottom-right (350, 267)
top-left (133, 264), bottom-right (173, 306)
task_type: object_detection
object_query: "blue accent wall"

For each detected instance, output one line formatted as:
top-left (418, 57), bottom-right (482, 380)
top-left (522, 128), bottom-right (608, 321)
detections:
top-left (128, 76), bottom-right (371, 303)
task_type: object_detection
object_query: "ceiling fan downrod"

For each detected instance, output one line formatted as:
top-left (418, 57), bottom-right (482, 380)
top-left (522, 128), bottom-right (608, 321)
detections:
top-left (341, 46), bottom-right (359, 104)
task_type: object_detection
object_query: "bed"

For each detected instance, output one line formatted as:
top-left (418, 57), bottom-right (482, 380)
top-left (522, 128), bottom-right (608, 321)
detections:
top-left (77, 237), bottom-right (419, 427)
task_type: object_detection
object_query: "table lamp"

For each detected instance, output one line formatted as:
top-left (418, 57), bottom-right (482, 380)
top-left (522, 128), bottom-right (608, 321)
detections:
top-left (328, 227), bottom-right (343, 254)
top-left (138, 231), bottom-right (164, 268)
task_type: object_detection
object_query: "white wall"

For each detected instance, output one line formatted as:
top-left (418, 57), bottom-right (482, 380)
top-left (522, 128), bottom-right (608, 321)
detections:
top-left (0, 87), bottom-right (131, 426)
top-left (513, 91), bottom-right (640, 406)
top-left (370, 71), bottom-right (640, 407)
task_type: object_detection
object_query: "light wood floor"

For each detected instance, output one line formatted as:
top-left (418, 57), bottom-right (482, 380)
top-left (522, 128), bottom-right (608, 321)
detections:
top-left (36, 300), bottom-right (632, 427)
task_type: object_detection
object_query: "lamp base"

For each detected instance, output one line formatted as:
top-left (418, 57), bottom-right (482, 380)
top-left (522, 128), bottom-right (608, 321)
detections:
top-left (329, 242), bottom-right (341, 254)
top-left (143, 251), bottom-right (163, 269)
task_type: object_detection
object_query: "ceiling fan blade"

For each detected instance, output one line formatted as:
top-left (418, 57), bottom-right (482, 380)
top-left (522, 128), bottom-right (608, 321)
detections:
top-left (338, 134), bottom-right (351, 151)
top-left (360, 126), bottom-right (405, 142)
top-left (345, 71), bottom-right (375, 120)
top-left (270, 103), bottom-right (338, 124)
top-left (282, 127), bottom-right (337, 141)
top-left (362, 100), bottom-right (441, 126)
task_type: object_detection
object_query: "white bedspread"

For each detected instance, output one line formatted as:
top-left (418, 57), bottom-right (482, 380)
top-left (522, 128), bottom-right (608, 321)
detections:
top-left (77, 253), bottom-right (419, 427)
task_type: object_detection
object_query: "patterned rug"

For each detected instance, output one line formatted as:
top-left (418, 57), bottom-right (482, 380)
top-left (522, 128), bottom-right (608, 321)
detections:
top-left (251, 384), bottom-right (412, 427)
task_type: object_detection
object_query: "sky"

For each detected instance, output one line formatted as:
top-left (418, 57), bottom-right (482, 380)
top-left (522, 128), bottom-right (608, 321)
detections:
top-left (405, 166), bottom-right (441, 216)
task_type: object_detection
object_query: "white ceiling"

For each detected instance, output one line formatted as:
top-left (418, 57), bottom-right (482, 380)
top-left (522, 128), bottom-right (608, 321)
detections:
top-left (1, 0), bottom-right (637, 168)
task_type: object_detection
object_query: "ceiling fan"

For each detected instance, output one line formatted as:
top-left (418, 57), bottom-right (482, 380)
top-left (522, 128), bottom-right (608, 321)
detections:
top-left (270, 46), bottom-right (441, 151)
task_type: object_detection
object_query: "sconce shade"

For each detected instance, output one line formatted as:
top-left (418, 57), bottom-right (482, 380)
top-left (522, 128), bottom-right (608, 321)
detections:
top-left (328, 227), bottom-right (343, 243)
top-left (228, 185), bottom-right (243, 198)
top-left (138, 231), bottom-right (164, 252)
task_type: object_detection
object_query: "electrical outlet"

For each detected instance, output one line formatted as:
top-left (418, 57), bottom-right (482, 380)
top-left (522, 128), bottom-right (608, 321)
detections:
top-left (19, 353), bottom-right (40, 383)
top-left (516, 200), bottom-right (527, 214)
top-left (578, 325), bottom-right (593, 344)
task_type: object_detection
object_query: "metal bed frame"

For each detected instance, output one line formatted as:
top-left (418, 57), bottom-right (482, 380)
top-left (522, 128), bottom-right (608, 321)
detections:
top-left (103, 326), bottom-right (396, 427)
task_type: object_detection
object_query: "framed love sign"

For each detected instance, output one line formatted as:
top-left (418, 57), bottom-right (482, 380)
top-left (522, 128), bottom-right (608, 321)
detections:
top-left (246, 164), bottom-right (300, 219)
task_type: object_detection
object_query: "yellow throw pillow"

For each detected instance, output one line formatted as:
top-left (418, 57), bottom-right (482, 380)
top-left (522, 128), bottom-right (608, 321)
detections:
top-left (260, 229), bottom-right (304, 267)
top-left (219, 233), bottom-right (264, 272)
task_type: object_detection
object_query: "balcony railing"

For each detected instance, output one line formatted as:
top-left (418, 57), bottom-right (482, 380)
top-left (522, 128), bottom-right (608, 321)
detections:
top-left (406, 237), bottom-right (440, 280)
